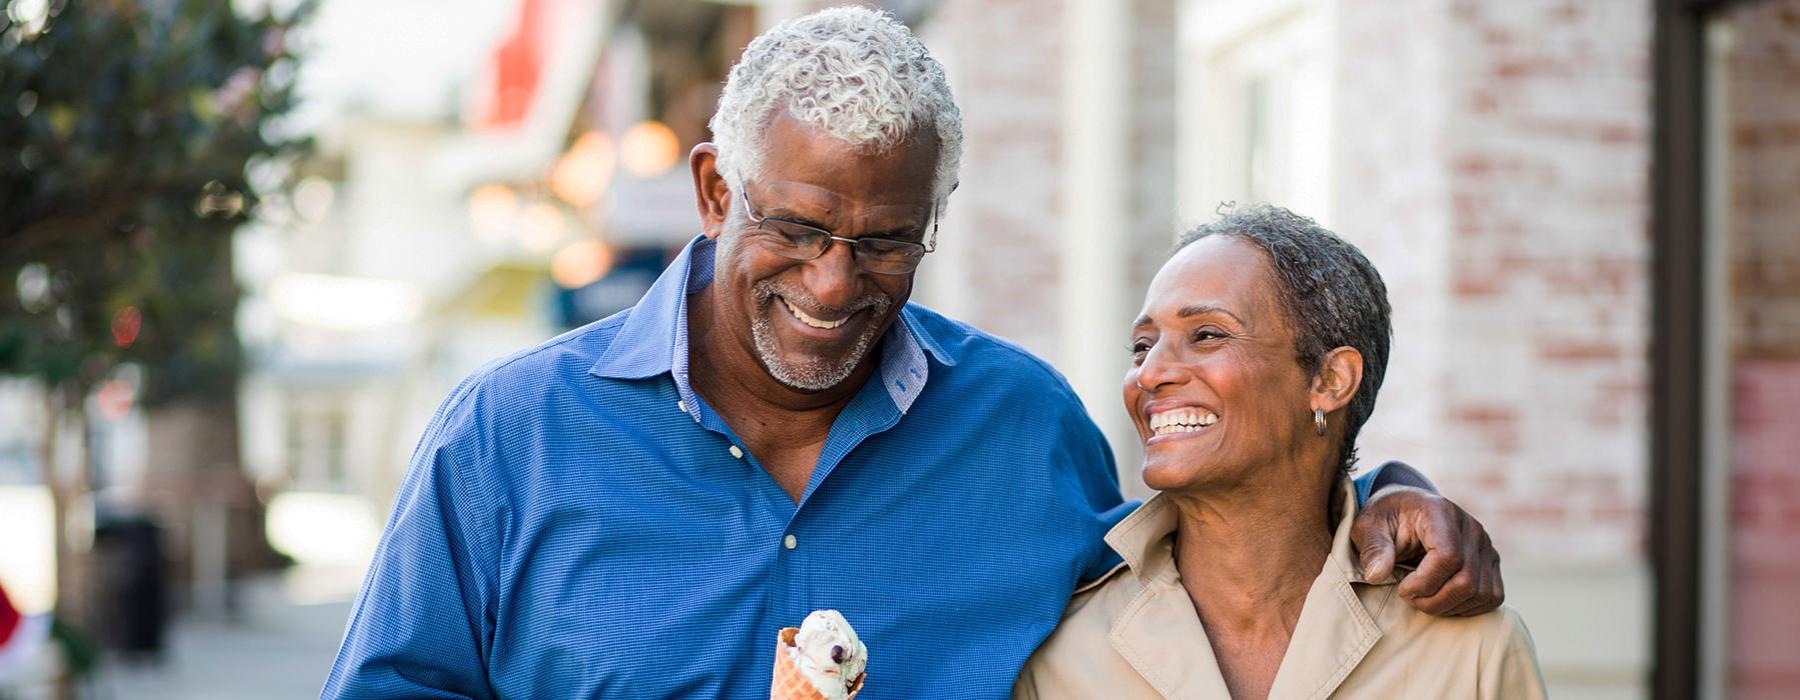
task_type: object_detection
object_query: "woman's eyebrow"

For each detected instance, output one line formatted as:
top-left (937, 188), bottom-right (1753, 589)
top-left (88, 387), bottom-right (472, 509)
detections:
top-left (1176, 304), bottom-right (1244, 324)
top-left (1133, 304), bottom-right (1243, 329)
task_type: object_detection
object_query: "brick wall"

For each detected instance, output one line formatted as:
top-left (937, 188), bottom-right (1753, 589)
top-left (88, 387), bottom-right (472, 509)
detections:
top-left (1440, 0), bottom-right (1653, 562)
top-left (1726, 0), bottom-right (1800, 360)
top-left (1334, 2), bottom-right (1654, 694)
top-left (916, 1), bottom-right (1177, 489)
top-left (1723, 1), bottom-right (1800, 697)
top-left (918, 0), bottom-right (1067, 357)
top-left (1335, 0), bottom-right (1653, 566)
top-left (1331, 0), bottom-right (1458, 491)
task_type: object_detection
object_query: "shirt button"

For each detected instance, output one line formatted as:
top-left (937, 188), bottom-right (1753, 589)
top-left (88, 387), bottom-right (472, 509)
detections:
top-left (729, 445), bottom-right (744, 459)
top-left (676, 400), bottom-right (688, 413)
top-left (783, 534), bottom-right (798, 550)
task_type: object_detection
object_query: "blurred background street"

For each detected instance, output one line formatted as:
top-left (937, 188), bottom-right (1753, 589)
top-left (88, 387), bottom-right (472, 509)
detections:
top-left (2, 0), bottom-right (1798, 698)
top-left (82, 567), bottom-right (354, 700)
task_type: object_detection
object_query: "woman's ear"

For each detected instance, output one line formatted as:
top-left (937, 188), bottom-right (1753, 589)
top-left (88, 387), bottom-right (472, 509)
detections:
top-left (1310, 346), bottom-right (1365, 414)
top-left (690, 143), bottom-right (731, 240)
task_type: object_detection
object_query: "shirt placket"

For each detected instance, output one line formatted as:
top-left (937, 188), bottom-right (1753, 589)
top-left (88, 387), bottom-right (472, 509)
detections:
top-left (679, 389), bottom-right (814, 619)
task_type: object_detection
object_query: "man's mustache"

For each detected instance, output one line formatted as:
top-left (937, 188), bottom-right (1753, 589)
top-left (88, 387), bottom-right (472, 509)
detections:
top-left (753, 279), bottom-right (892, 318)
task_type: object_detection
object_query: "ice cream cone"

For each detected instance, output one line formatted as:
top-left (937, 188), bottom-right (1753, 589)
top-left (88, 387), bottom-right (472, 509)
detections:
top-left (772, 627), bottom-right (864, 700)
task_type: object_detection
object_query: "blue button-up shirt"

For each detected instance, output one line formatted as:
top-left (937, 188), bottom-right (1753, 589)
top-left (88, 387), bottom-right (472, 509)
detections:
top-left (323, 236), bottom-right (1136, 698)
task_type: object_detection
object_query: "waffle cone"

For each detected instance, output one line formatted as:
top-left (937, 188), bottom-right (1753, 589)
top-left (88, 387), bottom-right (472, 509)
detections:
top-left (772, 627), bottom-right (864, 700)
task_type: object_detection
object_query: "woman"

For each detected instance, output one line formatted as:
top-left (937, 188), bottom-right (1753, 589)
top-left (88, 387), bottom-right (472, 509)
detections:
top-left (1014, 205), bottom-right (1545, 699)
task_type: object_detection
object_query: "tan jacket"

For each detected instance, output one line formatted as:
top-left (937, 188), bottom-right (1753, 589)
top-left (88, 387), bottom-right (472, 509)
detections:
top-left (1014, 479), bottom-right (1547, 699)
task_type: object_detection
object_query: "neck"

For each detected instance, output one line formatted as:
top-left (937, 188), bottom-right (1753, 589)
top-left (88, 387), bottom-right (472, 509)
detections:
top-left (1169, 471), bottom-right (1337, 636)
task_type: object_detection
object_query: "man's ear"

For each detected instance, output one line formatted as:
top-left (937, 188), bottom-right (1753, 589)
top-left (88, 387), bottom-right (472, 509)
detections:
top-left (690, 143), bottom-right (731, 240)
top-left (1310, 346), bottom-right (1364, 414)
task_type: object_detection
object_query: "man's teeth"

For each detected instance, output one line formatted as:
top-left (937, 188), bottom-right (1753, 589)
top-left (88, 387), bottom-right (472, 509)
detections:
top-left (1149, 408), bottom-right (1219, 436)
top-left (784, 298), bottom-right (848, 329)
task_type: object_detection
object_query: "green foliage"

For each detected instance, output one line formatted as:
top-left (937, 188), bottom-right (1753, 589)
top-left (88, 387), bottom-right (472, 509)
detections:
top-left (48, 613), bottom-right (99, 678)
top-left (0, 0), bottom-right (312, 404)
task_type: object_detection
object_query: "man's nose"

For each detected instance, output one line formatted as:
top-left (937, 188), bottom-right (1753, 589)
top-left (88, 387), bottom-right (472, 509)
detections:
top-left (801, 239), bottom-right (862, 309)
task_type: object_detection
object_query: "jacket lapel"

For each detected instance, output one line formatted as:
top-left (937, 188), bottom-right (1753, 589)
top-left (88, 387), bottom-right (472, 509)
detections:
top-left (1265, 480), bottom-right (1385, 699)
top-left (1110, 580), bottom-right (1234, 699)
top-left (1103, 496), bottom-right (1234, 699)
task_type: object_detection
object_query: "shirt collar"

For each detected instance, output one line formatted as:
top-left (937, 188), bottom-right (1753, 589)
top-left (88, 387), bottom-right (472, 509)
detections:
top-left (1103, 476), bottom-right (1369, 585)
top-left (589, 235), bottom-right (957, 415)
top-left (1102, 490), bottom-right (1178, 583)
top-left (1101, 478), bottom-right (1384, 698)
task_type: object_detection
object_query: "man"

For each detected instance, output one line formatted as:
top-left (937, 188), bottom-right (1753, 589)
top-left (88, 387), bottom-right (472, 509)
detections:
top-left (324, 8), bottom-right (1502, 698)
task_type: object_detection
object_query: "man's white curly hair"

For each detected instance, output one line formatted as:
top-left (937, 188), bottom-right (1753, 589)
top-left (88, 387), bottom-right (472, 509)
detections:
top-left (709, 6), bottom-right (963, 212)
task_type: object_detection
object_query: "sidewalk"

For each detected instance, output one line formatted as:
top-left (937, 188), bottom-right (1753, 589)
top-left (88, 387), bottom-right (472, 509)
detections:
top-left (90, 564), bottom-right (360, 700)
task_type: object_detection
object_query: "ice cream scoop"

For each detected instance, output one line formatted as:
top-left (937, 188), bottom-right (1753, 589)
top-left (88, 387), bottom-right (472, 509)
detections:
top-left (772, 609), bottom-right (866, 700)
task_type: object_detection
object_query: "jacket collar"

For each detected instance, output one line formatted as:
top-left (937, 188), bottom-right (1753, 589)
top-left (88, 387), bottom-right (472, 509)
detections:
top-left (1263, 478), bottom-right (1385, 699)
top-left (1102, 478), bottom-right (1388, 699)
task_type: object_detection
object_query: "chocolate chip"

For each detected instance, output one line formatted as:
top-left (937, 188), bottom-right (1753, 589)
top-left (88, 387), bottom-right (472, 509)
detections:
top-left (830, 645), bottom-right (845, 663)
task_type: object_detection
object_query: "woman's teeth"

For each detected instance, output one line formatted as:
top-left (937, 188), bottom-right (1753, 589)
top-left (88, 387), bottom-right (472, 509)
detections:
top-left (1149, 407), bottom-right (1219, 436)
top-left (784, 298), bottom-right (848, 329)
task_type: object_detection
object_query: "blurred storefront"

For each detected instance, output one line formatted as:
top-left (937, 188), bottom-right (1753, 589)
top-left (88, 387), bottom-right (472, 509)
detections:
top-left (232, 0), bottom-right (759, 568)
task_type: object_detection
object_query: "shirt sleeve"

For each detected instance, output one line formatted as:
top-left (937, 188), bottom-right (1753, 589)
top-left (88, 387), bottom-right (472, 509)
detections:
top-left (321, 392), bottom-right (498, 699)
top-left (1351, 461), bottom-right (1411, 507)
top-left (1055, 400), bottom-right (1130, 582)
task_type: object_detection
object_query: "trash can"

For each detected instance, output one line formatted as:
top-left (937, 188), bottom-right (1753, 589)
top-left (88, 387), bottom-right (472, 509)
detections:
top-left (87, 515), bottom-right (168, 661)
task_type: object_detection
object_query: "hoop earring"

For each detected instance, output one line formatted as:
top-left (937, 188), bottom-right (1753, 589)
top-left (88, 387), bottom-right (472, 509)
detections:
top-left (1314, 408), bottom-right (1327, 436)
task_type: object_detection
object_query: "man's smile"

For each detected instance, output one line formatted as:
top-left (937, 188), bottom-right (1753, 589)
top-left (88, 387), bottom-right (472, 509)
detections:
top-left (781, 296), bottom-right (852, 330)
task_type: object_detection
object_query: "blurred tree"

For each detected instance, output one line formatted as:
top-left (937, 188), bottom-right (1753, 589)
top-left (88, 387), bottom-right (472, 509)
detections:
top-left (0, 0), bottom-right (312, 675)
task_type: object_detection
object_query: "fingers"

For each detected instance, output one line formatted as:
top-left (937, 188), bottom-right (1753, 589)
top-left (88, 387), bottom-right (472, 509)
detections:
top-left (1366, 486), bottom-right (1510, 617)
top-left (1407, 566), bottom-right (1476, 614)
top-left (1442, 596), bottom-right (1487, 617)
top-left (1350, 496), bottom-right (1406, 583)
top-left (1406, 519), bottom-right (1506, 617)
top-left (1452, 532), bottom-right (1506, 616)
top-left (1394, 507), bottom-right (1463, 599)
top-left (1487, 550), bottom-right (1506, 606)
top-left (1398, 547), bottom-right (1465, 602)
top-left (1358, 534), bottom-right (1398, 584)
top-left (1440, 577), bottom-right (1496, 616)
top-left (1439, 562), bottom-right (1492, 617)
top-left (1458, 553), bottom-right (1497, 616)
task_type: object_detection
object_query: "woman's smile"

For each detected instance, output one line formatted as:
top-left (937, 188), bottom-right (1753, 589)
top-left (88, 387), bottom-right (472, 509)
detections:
top-left (1142, 401), bottom-right (1222, 445)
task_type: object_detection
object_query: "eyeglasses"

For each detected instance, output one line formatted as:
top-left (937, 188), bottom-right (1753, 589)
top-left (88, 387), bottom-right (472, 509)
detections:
top-left (739, 189), bottom-right (937, 275)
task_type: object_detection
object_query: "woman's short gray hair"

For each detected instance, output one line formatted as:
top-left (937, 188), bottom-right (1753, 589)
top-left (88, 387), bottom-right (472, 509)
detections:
top-left (1176, 204), bottom-right (1393, 472)
top-left (709, 6), bottom-right (963, 211)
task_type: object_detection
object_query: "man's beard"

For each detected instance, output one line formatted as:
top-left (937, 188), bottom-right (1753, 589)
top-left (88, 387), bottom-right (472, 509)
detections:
top-left (750, 280), bottom-right (892, 391)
